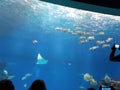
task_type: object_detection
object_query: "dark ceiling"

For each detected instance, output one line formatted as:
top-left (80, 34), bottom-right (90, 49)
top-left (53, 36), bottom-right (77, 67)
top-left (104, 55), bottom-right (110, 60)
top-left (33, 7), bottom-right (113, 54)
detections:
top-left (73, 0), bottom-right (120, 9)
top-left (41, 0), bottom-right (120, 16)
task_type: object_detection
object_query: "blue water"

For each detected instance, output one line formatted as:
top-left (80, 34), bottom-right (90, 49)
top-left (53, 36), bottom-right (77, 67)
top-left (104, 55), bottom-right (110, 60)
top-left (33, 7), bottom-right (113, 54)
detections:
top-left (0, 0), bottom-right (120, 90)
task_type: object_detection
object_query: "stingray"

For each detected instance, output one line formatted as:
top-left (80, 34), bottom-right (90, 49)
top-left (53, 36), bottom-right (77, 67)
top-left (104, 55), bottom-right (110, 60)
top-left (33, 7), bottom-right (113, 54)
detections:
top-left (36, 53), bottom-right (48, 64)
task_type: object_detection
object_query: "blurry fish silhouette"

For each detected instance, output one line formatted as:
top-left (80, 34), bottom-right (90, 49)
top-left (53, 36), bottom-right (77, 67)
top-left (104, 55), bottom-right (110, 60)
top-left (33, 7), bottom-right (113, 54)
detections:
top-left (36, 53), bottom-right (48, 64)
top-left (33, 40), bottom-right (38, 44)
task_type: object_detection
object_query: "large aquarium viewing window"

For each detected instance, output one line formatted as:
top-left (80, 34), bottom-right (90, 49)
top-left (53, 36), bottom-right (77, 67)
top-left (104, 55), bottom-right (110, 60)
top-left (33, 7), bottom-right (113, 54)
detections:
top-left (0, 0), bottom-right (120, 90)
